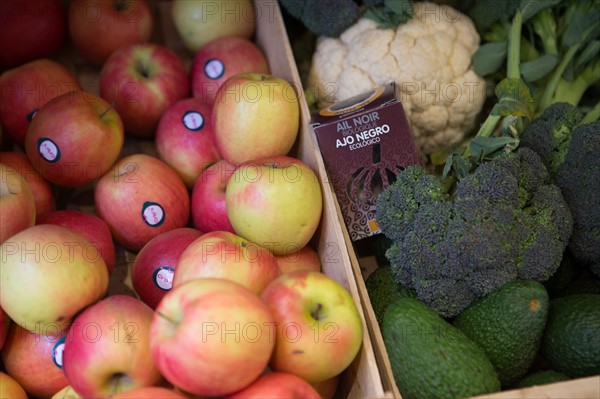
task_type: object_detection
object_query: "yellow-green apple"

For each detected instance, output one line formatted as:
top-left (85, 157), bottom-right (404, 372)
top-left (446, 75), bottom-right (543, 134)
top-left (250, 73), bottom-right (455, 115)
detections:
top-left (37, 210), bottom-right (116, 275)
top-left (99, 43), bottom-right (189, 138)
top-left (25, 90), bottom-right (124, 188)
top-left (0, 224), bottom-right (109, 332)
top-left (1, 324), bottom-right (68, 398)
top-left (171, 0), bottom-right (255, 53)
top-left (212, 73), bottom-right (300, 164)
top-left (68, 0), bottom-right (153, 66)
top-left (0, 0), bottom-right (67, 68)
top-left (226, 156), bottom-right (322, 256)
top-left (276, 245), bottom-right (321, 274)
top-left (155, 97), bottom-right (221, 188)
top-left (94, 154), bottom-right (191, 252)
top-left (0, 59), bottom-right (80, 147)
top-left (51, 385), bottom-right (82, 399)
top-left (260, 271), bottom-right (363, 384)
top-left (0, 307), bottom-right (10, 350)
top-left (173, 231), bottom-right (279, 294)
top-left (0, 371), bottom-right (28, 399)
top-left (0, 164), bottom-right (36, 244)
top-left (132, 227), bottom-right (203, 309)
top-left (63, 295), bottom-right (162, 398)
top-left (190, 37), bottom-right (269, 104)
top-left (313, 374), bottom-right (340, 399)
top-left (191, 159), bottom-right (236, 233)
top-left (0, 152), bottom-right (55, 221)
top-left (226, 372), bottom-right (321, 398)
top-left (150, 278), bottom-right (275, 396)
top-left (113, 386), bottom-right (189, 399)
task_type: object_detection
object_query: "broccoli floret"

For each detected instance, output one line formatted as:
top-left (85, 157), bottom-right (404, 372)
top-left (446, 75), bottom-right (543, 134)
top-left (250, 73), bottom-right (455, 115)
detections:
top-left (555, 121), bottom-right (600, 276)
top-left (376, 148), bottom-right (573, 317)
top-left (279, 0), bottom-right (360, 37)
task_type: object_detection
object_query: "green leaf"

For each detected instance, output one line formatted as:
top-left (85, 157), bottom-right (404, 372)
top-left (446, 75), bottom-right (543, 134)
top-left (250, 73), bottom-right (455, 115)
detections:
top-left (519, 0), bottom-right (563, 22)
top-left (473, 41), bottom-right (507, 76)
top-left (468, 136), bottom-right (520, 161)
top-left (562, 10), bottom-right (600, 47)
top-left (471, 0), bottom-right (520, 32)
top-left (520, 54), bottom-right (559, 82)
top-left (384, 0), bottom-right (412, 21)
top-left (491, 78), bottom-right (536, 121)
top-left (574, 40), bottom-right (600, 72)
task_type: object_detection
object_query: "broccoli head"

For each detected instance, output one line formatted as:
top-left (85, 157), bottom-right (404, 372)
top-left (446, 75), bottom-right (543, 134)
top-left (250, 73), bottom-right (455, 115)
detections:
top-left (376, 148), bottom-right (573, 317)
top-left (279, 0), bottom-right (360, 37)
top-left (555, 121), bottom-right (600, 276)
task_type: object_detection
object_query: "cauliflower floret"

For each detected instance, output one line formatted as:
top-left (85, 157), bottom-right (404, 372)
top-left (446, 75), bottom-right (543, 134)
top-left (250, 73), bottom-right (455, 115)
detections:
top-left (309, 2), bottom-right (487, 155)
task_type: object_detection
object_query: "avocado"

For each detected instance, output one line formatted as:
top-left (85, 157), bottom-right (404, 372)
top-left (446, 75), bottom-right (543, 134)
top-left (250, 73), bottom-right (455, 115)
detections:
top-left (512, 370), bottom-right (570, 388)
top-left (382, 297), bottom-right (500, 399)
top-left (453, 280), bottom-right (549, 386)
top-left (365, 266), bottom-right (416, 325)
top-left (541, 294), bottom-right (600, 377)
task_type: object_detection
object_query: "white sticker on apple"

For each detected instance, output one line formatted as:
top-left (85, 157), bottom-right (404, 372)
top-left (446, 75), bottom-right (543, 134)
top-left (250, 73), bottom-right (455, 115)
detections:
top-left (204, 59), bottom-right (225, 80)
top-left (52, 337), bottom-right (66, 369)
top-left (153, 266), bottom-right (175, 291)
top-left (182, 111), bottom-right (205, 131)
top-left (142, 202), bottom-right (165, 227)
top-left (38, 138), bottom-right (61, 163)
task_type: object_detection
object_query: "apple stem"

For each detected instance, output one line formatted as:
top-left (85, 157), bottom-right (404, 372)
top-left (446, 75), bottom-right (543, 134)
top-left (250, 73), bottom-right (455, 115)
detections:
top-left (99, 101), bottom-right (116, 119)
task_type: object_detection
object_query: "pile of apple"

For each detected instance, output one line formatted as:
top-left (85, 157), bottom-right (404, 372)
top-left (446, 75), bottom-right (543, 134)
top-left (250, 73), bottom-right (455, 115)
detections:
top-left (0, 0), bottom-right (364, 398)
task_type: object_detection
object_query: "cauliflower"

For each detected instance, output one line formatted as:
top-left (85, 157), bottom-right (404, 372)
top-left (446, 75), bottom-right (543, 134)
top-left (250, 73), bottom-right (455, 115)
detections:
top-left (308, 2), bottom-right (487, 155)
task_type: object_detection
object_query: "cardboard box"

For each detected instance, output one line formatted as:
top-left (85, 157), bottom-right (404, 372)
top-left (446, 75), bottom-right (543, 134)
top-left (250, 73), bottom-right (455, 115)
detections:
top-left (311, 83), bottom-right (422, 242)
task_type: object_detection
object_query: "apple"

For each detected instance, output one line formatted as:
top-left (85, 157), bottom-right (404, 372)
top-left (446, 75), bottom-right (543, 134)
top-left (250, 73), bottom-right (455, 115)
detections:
top-left (0, 224), bottom-right (109, 333)
top-left (276, 245), bottom-right (321, 274)
top-left (25, 90), bottom-right (125, 188)
top-left (0, 307), bottom-right (10, 350)
top-left (155, 97), bottom-right (221, 188)
top-left (100, 43), bottom-right (189, 138)
top-left (226, 156), bottom-right (323, 256)
top-left (0, 59), bottom-right (80, 147)
top-left (113, 386), bottom-right (189, 399)
top-left (94, 154), bottom-right (191, 252)
top-left (191, 159), bottom-right (236, 233)
top-left (261, 271), bottom-right (363, 384)
top-left (171, 0), bottom-right (256, 53)
top-left (68, 0), bottom-right (153, 66)
top-left (173, 231), bottom-right (279, 294)
top-left (0, 371), bottom-right (28, 399)
top-left (51, 385), bottom-right (82, 399)
top-left (1, 324), bottom-right (68, 398)
top-left (226, 372), bottom-right (321, 399)
top-left (0, 164), bottom-right (36, 244)
top-left (313, 374), bottom-right (340, 399)
top-left (150, 278), bottom-right (275, 396)
top-left (0, 0), bottom-right (67, 68)
top-left (63, 295), bottom-right (162, 398)
top-left (0, 152), bottom-right (55, 221)
top-left (37, 209), bottom-right (116, 275)
top-left (212, 73), bottom-right (300, 164)
top-left (190, 36), bottom-right (270, 104)
top-left (131, 227), bottom-right (203, 309)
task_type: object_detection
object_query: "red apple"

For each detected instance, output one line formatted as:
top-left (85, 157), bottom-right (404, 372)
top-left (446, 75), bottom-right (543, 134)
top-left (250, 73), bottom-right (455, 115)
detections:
top-left (37, 210), bottom-right (116, 275)
top-left (261, 271), bottom-right (363, 384)
top-left (312, 374), bottom-right (340, 399)
top-left (131, 227), bottom-right (203, 309)
top-left (0, 164), bottom-right (36, 244)
top-left (150, 278), bottom-right (275, 397)
top-left (100, 43), bottom-right (189, 138)
top-left (0, 224), bottom-right (109, 333)
top-left (63, 295), bottom-right (162, 398)
top-left (0, 307), bottom-right (10, 350)
top-left (1, 324), bottom-right (68, 398)
top-left (0, 152), bottom-right (54, 221)
top-left (68, 0), bottom-right (153, 66)
top-left (25, 90), bottom-right (125, 188)
top-left (0, 371), bottom-right (28, 399)
top-left (155, 97), bottom-right (221, 188)
top-left (275, 245), bottom-right (321, 274)
top-left (113, 386), bottom-right (189, 399)
top-left (191, 159), bottom-right (236, 233)
top-left (190, 37), bottom-right (270, 104)
top-left (173, 231), bottom-right (280, 294)
top-left (94, 154), bottom-right (191, 252)
top-left (0, 0), bottom-right (67, 68)
top-left (0, 59), bottom-right (80, 147)
top-left (226, 372), bottom-right (321, 399)
top-left (212, 73), bottom-right (300, 164)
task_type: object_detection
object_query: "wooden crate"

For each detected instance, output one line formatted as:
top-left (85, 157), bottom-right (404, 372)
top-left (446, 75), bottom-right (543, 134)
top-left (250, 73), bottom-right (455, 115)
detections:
top-left (47, 0), bottom-right (394, 397)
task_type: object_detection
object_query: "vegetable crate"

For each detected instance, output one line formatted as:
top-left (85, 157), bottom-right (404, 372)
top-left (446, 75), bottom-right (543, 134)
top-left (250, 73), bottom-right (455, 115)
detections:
top-left (44, 0), bottom-right (395, 397)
